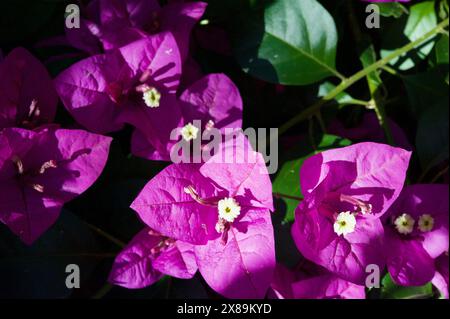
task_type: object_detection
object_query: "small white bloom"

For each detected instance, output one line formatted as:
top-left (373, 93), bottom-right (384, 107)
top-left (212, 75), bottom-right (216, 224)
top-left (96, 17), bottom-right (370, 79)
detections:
top-left (142, 87), bottom-right (161, 108)
top-left (218, 197), bottom-right (241, 223)
top-left (180, 123), bottom-right (199, 141)
top-left (418, 214), bottom-right (434, 232)
top-left (333, 211), bottom-right (357, 236)
top-left (394, 213), bottom-right (415, 235)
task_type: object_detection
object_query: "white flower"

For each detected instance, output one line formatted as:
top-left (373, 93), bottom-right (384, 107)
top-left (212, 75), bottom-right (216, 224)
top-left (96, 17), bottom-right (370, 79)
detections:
top-left (418, 214), bottom-right (434, 232)
top-left (142, 87), bottom-right (161, 108)
top-left (218, 197), bottom-right (241, 223)
top-left (180, 123), bottom-right (199, 141)
top-left (333, 211), bottom-right (357, 236)
top-left (394, 213), bottom-right (415, 235)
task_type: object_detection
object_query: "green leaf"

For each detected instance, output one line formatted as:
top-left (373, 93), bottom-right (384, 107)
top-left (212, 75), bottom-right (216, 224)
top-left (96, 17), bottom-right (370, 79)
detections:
top-left (318, 82), bottom-right (367, 108)
top-left (378, 2), bottom-right (409, 18)
top-left (403, 68), bottom-right (449, 115)
top-left (381, 273), bottom-right (433, 299)
top-left (381, 1), bottom-right (438, 71)
top-left (360, 41), bottom-right (384, 95)
top-left (435, 34), bottom-right (449, 65)
top-left (416, 98), bottom-right (449, 169)
top-left (273, 134), bottom-right (351, 222)
top-left (234, 0), bottom-right (339, 85)
top-left (434, 34), bottom-right (449, 84)
top-left (0, 210), bottom-right (102, 298)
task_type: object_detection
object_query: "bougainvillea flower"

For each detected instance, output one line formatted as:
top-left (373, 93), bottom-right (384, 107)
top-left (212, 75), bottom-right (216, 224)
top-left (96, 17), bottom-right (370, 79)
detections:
top-left (109, 228), bottom-right (196, 288)
top-left (66, 0), bottom-right (207, 61)
top-left (0, 126), bottom-right (111, 244)
top-left (329, 113), bottom-right (412, 151)
top-left (291, 142), bottom-right (411, 284)
top-left (55, 33), bottom-right (183, 156)
top-left (383, 184), bottom-right (449, 286)
top-left (131, 73), bottom-right (243, 161)
top-left (129, 135), bottom-right (275, 298)
top-left (0, 48), bottom-right (58, 129)
top-left (291, 273), bottom-right (365, 299)
top-left (269, 263), bottom-right (365, 299)
top-left (432, 253), bottom-right (449, 299)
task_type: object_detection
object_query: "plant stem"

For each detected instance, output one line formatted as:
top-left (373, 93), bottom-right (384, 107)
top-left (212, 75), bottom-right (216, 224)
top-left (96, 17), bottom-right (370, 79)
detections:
top-left (430, 165), bottom-right (449, 183)
top-left (92, 283), bottom-right (113, 299)
top-left (278, 18), bottom-right (449, 136)
top-left (273, 192), bottom-right (302, 201)
top-left (347, 0), bottom-right (394, 145)
top-left (84, 221), bottom-right (126, 248)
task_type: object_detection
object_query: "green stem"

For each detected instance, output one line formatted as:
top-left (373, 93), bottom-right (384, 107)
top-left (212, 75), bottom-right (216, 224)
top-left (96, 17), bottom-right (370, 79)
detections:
top-left (382, 65), bottom-right (401, 77)
top-left (273, 192), bottom-right (303, 201)
top-left (84, 222), bottom-right (126, 248)
top-left (315, 112), bottom-right (327, 134)
top-left (430, 165), bottom-right (449, 183)
top-left (92, 283), bottom-right (113, 299)
top-left (278, 18), bottom-right (449, 136)
top-left (350, 99), bottom-right (372, 106)
top-left (347, 0), bottom-right (394, 145)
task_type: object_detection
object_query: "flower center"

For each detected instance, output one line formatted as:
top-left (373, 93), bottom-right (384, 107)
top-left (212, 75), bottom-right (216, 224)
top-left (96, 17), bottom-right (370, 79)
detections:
top-left (147, 229), bottom-right (175, 256)
top-left (218, 197), bottom-right (241, 223)
top-left (340, 194), bottom-right (372, 215)
top-left (21, 99), bottom-right (42, 128)
top-left (142, 87), bottom-right (161, 108)
top-left (418, 214), bottom-right (434, 232)
top-left (181, 123), bottom-right (199, 141)
top-left (394, 213), bottom-right (415, 235)
top-left (333, 211), bottom-right (356, 236)
top-left (11, 155), bottom-right (57, 193)
top-left (183, 185), bottom-right (241, 244)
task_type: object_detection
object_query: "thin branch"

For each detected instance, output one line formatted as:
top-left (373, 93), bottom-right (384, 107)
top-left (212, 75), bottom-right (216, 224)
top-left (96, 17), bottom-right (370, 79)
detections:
top-left (273, 192), bottom-right (303, 201)
top-left (84, 222), bottom-right (126, 248)
top-left (278, 19), bottom-right (450, 136)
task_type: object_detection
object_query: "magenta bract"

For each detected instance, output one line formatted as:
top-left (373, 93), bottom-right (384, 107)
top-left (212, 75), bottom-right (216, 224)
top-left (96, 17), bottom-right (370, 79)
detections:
top-left (0, 126), bottom-right (111, 244)
top-left (383, 184), bottom-right (449, 286)
top-left (66, 0), bottom-right (207, 61)
top-left (109, 228), bottom-right (196, 289)
top-left (116, 135), bottom-right (275, 298)
top-left (269, 263), bottom-right (365, 299)
top-left (0, 48), bottom-right (58, 130)
top-left (131, 73), bottom-right (243, 161)
top-left (292, 142), bottom-right (411, 284)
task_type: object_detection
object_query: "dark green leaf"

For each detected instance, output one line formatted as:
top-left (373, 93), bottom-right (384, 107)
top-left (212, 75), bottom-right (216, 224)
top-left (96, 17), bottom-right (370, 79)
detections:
top-left (318, 82), bottom-right (367, 108)
top-left (378, 3), bottom-right (408, 18)
top-left (381, 1), bottom-right (438, 71)
top-left (234, 0), bottom-right (339, 85)
top-left (381, 273), bottom-right (433, 299)
top-left (416, 98), bottom-right (449, 169)
top-left (403, 68), bottom-right (449, 115)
